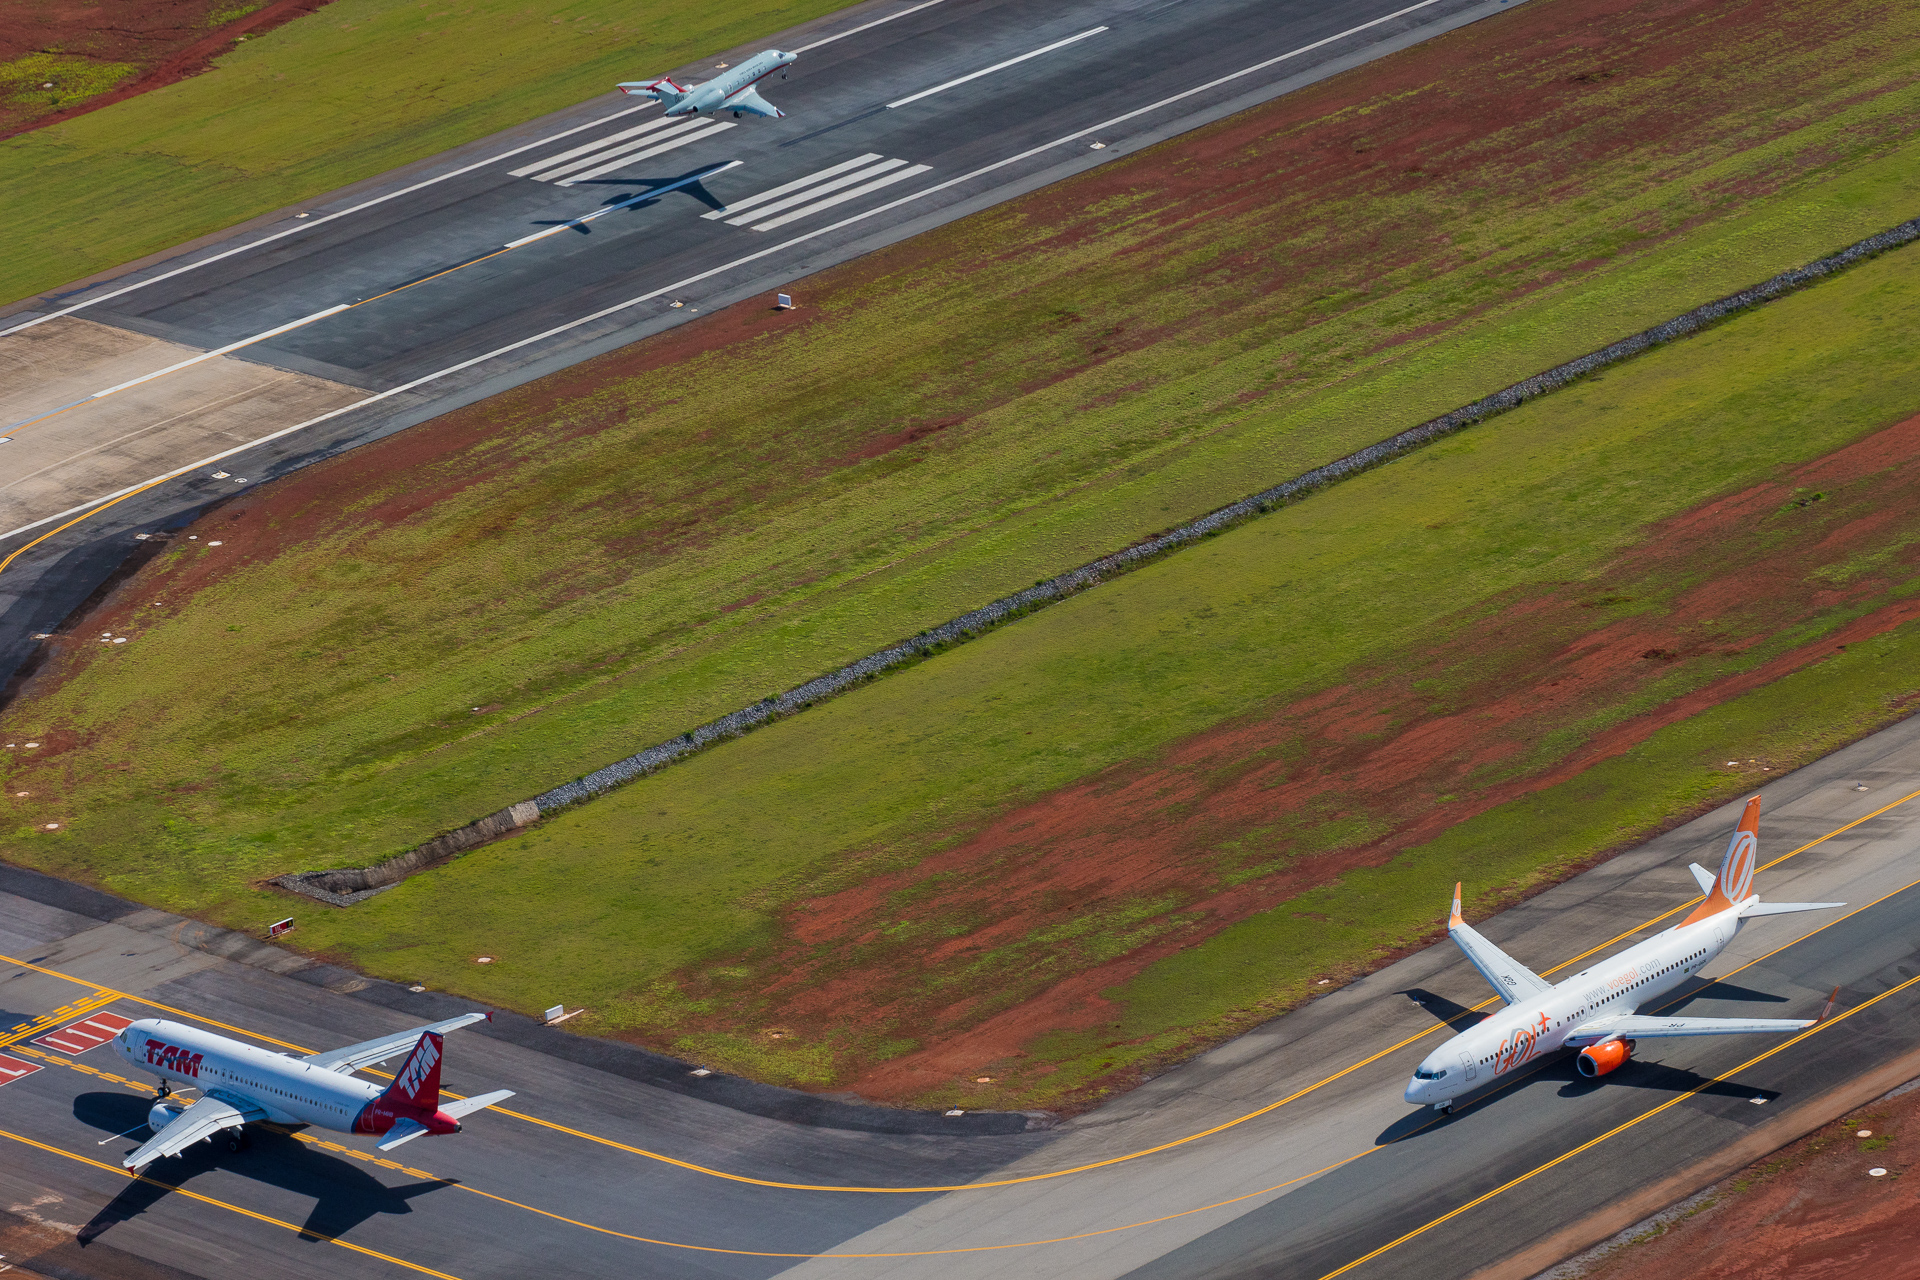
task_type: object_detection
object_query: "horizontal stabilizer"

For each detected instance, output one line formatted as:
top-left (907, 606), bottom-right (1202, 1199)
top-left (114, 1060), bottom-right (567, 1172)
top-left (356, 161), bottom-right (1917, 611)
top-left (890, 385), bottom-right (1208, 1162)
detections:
top-left (443, 1088), bottom-right (515, 1120)
top-left (1688, 863), bottom-right (1716, 895)
top-left (1567, 1013), bottom-right (1812, 1045)
top-left (1740, 901), bottom-right (1845, 917)
top-left (377, 1117), bottom-right (431, 1151)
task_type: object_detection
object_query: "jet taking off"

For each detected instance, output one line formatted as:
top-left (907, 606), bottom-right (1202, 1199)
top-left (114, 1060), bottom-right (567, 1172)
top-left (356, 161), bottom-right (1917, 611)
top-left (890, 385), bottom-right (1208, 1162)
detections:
top-left (619, 49), bottom-right (797, 119)
top-left (1405, 796), bottom-right (1842, 1113)
top-left (114, 1013), bottom-right (513, 1171)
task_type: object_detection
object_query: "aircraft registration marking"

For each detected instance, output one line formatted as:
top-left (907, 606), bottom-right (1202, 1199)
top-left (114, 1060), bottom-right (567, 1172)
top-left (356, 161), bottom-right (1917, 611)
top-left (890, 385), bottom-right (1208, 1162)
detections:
top-left (32, 1011), bottom-right (130, 1055)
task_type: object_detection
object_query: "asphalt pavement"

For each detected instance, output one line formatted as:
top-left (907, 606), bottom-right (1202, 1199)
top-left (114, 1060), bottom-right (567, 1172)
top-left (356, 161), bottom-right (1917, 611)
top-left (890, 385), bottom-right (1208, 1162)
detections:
top-left (1, 708), bottom-right (1917, 1279)
top-left (0, 0), bottom-right (1526, 688)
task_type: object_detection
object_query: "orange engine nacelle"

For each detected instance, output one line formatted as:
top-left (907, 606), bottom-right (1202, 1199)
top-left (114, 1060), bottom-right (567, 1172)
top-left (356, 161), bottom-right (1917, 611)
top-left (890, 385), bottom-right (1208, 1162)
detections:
top-left (1577, 1039), bottom-right (1635, 1078)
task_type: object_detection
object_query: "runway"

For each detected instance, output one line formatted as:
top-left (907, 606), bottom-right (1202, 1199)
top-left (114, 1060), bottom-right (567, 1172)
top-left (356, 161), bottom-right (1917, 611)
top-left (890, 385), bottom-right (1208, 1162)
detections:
top-left (1, 706), bottom-right (1917, 1279)
top-left (0, 0), bottom-right (1525, 685)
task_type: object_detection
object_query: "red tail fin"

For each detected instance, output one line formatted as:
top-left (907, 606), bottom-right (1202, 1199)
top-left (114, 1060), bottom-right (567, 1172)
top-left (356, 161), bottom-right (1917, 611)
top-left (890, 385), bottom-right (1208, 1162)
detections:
top-left (383, 1031), bottom-right (444, 1109)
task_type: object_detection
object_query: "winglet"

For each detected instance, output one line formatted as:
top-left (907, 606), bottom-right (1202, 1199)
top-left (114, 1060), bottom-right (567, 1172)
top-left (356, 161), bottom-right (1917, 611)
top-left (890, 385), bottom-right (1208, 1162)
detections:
top-left (1449, 882), bottom-right (1464, 929)
top-left (1817, 985), bottom-right (1841, 1024)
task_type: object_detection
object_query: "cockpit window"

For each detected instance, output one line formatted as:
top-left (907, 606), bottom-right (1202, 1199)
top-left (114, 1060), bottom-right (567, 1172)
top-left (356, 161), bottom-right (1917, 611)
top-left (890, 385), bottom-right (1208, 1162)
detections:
top-left (1413, 1066), bottom-right (1448, 1080)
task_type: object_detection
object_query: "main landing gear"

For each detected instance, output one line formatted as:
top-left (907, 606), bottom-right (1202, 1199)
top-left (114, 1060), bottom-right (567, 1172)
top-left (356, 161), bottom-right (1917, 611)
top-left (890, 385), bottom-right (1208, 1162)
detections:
top-left (223, 1128), bottom-right (251, 1154)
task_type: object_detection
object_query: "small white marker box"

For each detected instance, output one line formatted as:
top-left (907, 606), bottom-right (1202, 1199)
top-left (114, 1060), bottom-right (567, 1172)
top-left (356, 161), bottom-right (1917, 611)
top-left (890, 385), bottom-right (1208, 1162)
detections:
top-left (545, 1005), bottom-right (565, 1023)
top-left (775, 293), bottom-right (793, 310)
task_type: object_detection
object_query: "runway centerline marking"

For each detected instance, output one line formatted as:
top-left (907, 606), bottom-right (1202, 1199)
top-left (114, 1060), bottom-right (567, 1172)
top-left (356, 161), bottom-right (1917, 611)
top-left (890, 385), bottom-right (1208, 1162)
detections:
top-left (2, 787), bottom-right (1911, 1199)
top-left (794, 0), bottom-right (947, 54)
top-left (886, 25), bottom-right (1109, 109)
top-left (0, 0), bottom-right (1465, 567)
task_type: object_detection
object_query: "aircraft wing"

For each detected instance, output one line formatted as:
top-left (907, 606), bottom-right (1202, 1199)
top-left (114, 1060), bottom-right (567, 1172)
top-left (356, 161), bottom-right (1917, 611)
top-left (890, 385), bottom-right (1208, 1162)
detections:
top-left (723, 86), bottom-right (785, 118)
top-left (123, 1092), bottom-right (262, 1170)
top-left (305, 1012), bottom-right (489, 1074)
top-left (1567, 1013), bottom-right (1813, 1045)
top-left (1447, 883), bottom-right (1553, 1006)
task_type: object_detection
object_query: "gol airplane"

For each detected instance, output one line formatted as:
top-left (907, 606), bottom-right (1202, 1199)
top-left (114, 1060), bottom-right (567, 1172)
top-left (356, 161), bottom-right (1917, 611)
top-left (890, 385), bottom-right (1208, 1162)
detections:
top-left (619, 48), bottom-right (798, 119)
top-left (115, 1013), bottom-right (513, 1171)
top-left (1405, 796), bottom-right (1840, 1113)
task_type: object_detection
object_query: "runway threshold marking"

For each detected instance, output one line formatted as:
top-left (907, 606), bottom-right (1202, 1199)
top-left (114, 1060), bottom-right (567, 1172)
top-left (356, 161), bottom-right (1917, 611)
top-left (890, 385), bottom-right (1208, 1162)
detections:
top-left (33, 1011), bottom-right (131, 1054)
top-left (0, 0), bottom-right (1461, 569)
top-left (2, 787), bottom-right (1910, 1202)
top-left (0, 101), bottom-right (660, 341)
top-left (886, 25), bottom-right (1109, 109)
top-left (1314, 968), bottom-right (1920, 1280)
top-left (0, 1053), bottom-right (41, 1086)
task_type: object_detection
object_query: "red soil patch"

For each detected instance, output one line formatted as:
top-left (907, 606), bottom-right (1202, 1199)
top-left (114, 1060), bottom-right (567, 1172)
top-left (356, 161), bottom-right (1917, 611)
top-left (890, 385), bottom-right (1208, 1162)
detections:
top-left (1578, 1082), bottom-right (1920, 1280)
top-left (0, 0), bottom-right (335, 140)
top-left (671, 411), bottom-right (1920, 1106)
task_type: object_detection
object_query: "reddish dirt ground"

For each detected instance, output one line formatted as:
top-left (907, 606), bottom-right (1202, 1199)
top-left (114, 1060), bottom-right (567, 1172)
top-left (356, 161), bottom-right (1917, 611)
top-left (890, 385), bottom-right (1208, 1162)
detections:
top-left (1576, 1082), bottom-right (1920, 1280)
top-left (0, 0), bottom-right (334, 139)
top-left (678, 412), bottom-right (1920, 1105)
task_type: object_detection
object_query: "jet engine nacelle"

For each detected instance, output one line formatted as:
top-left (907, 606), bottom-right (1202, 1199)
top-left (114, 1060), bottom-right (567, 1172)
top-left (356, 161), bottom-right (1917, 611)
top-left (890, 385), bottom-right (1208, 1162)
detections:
top-left (148, 1099), bottom-right (187, 1134)
top-left (1576, 1038), bottom-right (1636, 1077)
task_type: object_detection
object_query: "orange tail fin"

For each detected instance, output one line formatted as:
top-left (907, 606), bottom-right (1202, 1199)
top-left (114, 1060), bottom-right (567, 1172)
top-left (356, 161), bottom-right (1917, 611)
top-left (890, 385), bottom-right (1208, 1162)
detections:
top-left (1681, 795), bottom-right (1761, 925)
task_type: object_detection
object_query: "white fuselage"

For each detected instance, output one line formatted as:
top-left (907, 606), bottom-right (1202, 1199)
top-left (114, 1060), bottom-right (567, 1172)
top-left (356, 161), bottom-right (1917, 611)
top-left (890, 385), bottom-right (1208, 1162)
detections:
top-left (115, 1018), bottom-right (382, 1132)
top-left (1404, 902), bottom-right (1747, 1106)
top-left (670, 50), bottom-right (796, 115)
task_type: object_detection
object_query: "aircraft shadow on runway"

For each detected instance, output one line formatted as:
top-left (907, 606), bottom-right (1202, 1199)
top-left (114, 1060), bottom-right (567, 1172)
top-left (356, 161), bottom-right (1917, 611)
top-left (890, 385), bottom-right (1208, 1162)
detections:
top-left (73, 1092), bottom-right (456, 1246)
top-left (1396, 989), bottom-right (1490, 1029)
top-left (558, 167), bottom-right (729, 215)
top-left (1372, 1052), bottom-right (1780, 1146)
top-left (1648, 976), bottom-right (1791, 1012)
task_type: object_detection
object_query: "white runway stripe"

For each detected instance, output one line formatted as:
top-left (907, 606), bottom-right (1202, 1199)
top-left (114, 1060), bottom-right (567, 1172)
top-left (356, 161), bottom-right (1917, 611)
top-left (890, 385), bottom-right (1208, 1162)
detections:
top-left (509, 116), bottom-right (678, 177)
top-left (887, 26), bottom-right (1108, 109)
top-left (702, 154), bottom-right (883, 219)
top-left (751, 163), bottom-right (931, 231)
top-left (724, 159), bottom-right (905, 226)
top-left (527, 117), bottom-right (706, 182)
top-left (559, 121), bottom-right (737, 186)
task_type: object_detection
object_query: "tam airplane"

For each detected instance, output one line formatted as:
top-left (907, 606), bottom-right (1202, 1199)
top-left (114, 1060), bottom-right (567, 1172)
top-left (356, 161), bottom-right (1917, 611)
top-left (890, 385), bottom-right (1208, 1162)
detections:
top-left (619, 48), bottom-right (798, 119)
top-left (113, 1013), bottom-right (514, 1172)
top-left (1405, 797), bottom-right (1841, 1113)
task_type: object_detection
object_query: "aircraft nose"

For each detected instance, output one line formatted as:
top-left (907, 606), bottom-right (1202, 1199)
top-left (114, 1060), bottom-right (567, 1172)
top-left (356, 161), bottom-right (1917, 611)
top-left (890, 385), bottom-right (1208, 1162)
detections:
top-left (1403, 1078), bottom-right (1423, 1104)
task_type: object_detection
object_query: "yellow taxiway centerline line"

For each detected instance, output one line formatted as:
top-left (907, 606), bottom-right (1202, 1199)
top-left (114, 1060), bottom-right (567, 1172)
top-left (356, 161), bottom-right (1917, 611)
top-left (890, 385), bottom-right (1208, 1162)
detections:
top-left (13, 884), bottom-right (1910, 1261)
top-left (0, 1125), bottom-right (464, 1279)
top-left (1314, 968), bottom-right (1920, 1280)
top-left (1, 784), bottom-right (1913, 1195)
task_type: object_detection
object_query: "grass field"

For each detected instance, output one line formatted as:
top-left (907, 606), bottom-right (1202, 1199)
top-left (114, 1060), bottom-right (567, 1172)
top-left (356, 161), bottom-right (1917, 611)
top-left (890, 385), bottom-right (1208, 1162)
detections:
top-left (7, 0), bottom-right (1920, 1106)
top-left (0, 0), bottom-right (857, 305)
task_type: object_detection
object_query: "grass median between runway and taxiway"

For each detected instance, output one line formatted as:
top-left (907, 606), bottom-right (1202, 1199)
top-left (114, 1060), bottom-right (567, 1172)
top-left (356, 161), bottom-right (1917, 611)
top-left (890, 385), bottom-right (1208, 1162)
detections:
top-left (0, 0), bottom-right (860, 307)
top-left (7, 0), bottom-right (1920, 1110)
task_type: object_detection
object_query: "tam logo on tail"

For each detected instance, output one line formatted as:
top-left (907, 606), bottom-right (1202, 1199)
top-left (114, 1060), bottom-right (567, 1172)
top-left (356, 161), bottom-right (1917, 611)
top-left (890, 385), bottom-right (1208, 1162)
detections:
top-left (386, 1031), bottom-right (443, 1108)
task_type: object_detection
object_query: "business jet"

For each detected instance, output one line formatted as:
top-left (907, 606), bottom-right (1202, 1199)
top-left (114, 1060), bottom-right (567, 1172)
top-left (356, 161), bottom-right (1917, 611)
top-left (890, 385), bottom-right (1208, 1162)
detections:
top-left (114, 1012), bottom-right (513, 1171)
top-left (1405, 796), bottom-right (1841, 1113)
top-left (619, 48), bottom-right (798, 119)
